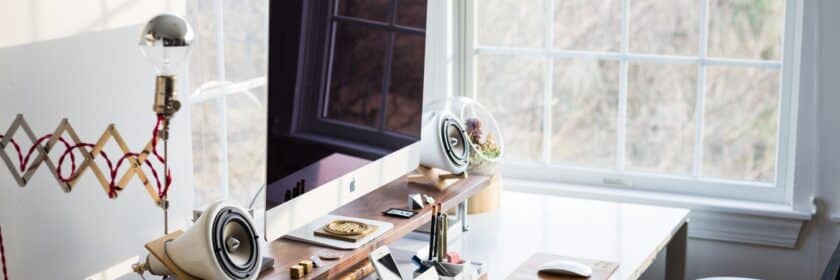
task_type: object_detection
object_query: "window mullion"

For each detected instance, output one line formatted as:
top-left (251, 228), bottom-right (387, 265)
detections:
top-left (616, 0), bottom-right (630, 172)
top-left (464, 0), bottom-right (477, 100)
top-left (692, 0), bottom-right (710, 177)
top-left (214, 0), bottom-right (230, 199)
top-left (378, 0), bottom-right (399, 131)
top-left (541, 0), bottom-right (554, 164)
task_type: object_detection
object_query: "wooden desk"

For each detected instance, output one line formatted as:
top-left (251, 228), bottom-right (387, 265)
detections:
top-left (259, 175), bottom-right (492, 280)
top-left (455, 191), bottom-right (689, 280)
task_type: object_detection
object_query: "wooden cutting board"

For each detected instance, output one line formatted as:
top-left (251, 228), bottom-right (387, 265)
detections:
top-left (506, 253), bottom-right (619, 280)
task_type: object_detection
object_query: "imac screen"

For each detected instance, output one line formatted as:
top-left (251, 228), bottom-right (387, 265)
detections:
top-left (267, 0), bottom-right (428, 208)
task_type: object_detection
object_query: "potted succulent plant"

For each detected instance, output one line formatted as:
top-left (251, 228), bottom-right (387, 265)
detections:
top-left (465, 117), bottom-right (502, 175)
top-left (425, 96), bottom-right (504, 213)
top-left (448, 97), bottom-right (504, 214)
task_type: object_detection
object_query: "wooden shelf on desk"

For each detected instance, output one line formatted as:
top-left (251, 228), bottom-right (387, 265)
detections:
top-left (259, 174), bottom-right (492, 280)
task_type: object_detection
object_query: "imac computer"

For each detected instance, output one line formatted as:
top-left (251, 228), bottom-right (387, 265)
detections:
top-left (265, 0), bottom-right (429, 242)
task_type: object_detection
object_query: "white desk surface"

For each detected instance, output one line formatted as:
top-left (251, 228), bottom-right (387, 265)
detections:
top-left (456, 191), bottom-right (689, 279)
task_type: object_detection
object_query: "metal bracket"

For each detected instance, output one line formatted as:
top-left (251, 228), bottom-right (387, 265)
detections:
top-left (458, 200), bottom-right (470, 232)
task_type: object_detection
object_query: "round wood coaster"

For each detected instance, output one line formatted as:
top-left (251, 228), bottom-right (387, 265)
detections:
top-left (318, 250), bottom-right (342, 261)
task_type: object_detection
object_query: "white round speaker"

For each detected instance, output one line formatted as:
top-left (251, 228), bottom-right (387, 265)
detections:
top-left (145, 200), bottom-right (262, 280)
top-left (420, 111), bottom-right (470, 174)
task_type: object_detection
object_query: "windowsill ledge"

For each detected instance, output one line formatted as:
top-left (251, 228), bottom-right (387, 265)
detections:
top-left (505, 178), bottom-right (813, 248)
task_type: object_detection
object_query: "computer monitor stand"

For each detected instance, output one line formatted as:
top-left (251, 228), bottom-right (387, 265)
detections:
top-left (283, 214), bottom-right (394, 250)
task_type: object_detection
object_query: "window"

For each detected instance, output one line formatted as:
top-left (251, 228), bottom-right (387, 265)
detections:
top-left (462, 0), bottom-right (800, 202)
top-left (325, 0), bottom-right (427, 135)
top-left (188, 0), bottom-right (268, 208)
top-left (292, 0), bottom-right (427, 153)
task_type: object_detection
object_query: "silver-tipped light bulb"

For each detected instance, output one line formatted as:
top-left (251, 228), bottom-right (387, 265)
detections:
top-left (139, 13), bottom-right (193, 119)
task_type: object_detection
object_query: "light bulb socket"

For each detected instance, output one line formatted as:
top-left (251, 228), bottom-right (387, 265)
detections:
top-left (154, 75), bottom-right (181, 118)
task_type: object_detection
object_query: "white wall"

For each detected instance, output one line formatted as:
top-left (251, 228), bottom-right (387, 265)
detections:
top-left (0, 0), bottom-right (181, 48)
top-left (0, 1), bottom-right (193, 279)
top-left (815, 0), bottom-right (840, 273)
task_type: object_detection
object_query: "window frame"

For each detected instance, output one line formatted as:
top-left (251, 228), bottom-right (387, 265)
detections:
top-left (291, 0), bottom-right (426, 155)
top-left (458, 0), bottom-right (803, 204)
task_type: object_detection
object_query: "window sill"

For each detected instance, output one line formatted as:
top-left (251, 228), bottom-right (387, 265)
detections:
top-left (505, 178), bottom-right (814, 248)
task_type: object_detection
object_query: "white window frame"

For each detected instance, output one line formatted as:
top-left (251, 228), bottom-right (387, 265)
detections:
top-left (188, 0), bottom-right (268, 202)
top-left (457, 0), bottom-right (804, 205)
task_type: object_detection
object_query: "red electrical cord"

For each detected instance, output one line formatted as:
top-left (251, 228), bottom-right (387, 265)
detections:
top-left (0, 116), bottom-right (172, 199)
top-left (0, 225), bottom-right (8, 280)
top-left (0, 116), bottom-right (173, 280)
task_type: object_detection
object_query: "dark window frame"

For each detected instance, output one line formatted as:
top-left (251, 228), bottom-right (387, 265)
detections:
top-left (292, 0), bottom-right (426, 154)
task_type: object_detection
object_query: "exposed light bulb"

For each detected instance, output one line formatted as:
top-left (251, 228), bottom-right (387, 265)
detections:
top-left (138, 13), bottom-right (193, 120)
top-left (139, 13), bottom-right (194, 75)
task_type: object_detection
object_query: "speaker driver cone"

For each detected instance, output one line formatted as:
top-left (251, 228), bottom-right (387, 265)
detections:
top-left (223, 220), bottom-right (254, 267)
top-left (213, 207), bottom-right (260, 279)
top-left (440, 117), bottom-right (469, 168)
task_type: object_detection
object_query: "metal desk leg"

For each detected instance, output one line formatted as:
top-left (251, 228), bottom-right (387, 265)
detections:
top-left (666, 222), bottom-right (687, 280)
top-left (458, 200), bottom-right (470, 232)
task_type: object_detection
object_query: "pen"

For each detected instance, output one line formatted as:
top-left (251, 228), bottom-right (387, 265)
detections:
top-left (428, 205), bottom-right (437, 261)
top-left (441, 211), bottom-right (448, 262)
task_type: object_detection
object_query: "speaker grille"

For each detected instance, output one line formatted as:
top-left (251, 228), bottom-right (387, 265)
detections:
top-left (439, 117), bottom-right (469, 168)
top-left (212, 207), bottom-right (260, 279)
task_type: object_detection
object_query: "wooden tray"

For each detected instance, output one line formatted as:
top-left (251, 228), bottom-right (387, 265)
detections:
top-left (506, 253), bottom-right (618, 280)
top-left (313, 224), bottom-right (378, 243)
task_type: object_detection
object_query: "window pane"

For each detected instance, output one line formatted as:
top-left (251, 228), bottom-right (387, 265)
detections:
top-left (189, 0), bottom-right (268, 208)
top-left (326, 22), bottom-right (388, 128)
top-left (337, 0), bottom-right (392, 22)
top-left (476, 55), bottom-right (545, 161)
top-left (627, 63), bottom-right (697, 174)
top-left (630, 0), bottom-right (699, 55)
top-left (554, 0), bottom-right (621, 51)
top-left (704, 67), bottom-right (779, 182)
top-left (477, 0), bottom-right (544, 48)
top-left (223, 0), bottom-right (268, 83)
top-left (191, 85), bottom-right (267, 208)
top-left (187, 0), bottom-right (220, 90)
top-left (552, 59), bottom-right (619, 168)
top-left (708, 0), bottom-right (784, 60)
top-left (386, 33), bottom-right (425, 136)
top-left (396, 0), bottom-right (427, 28)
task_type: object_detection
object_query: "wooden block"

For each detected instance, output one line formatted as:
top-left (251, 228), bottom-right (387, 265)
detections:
top-left (299, 260), bottom-right (313, 274)
top-left (144, 230), bottom-right (200, 280)
top-left (506, 253), bottom-right (618, 280)
top-left (407, 166), bottom-right (467, 191)
top-left (290, 265), bottom-right (305, 279)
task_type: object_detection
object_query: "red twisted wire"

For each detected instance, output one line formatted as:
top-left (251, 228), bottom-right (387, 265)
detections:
top-left (0, 117), bottom-right (173, 280)
top-left (0, 225), bottom-right (8, 280)
top-left (149, 115), bottom-right (172, 198)
top-left (20, 135), bottom-right (76, 173)
top-left (0, 117), bottom-right (172, 199)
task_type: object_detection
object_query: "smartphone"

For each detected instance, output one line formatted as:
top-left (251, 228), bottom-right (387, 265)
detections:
top-left (383, 208), bottom-right (416, 219)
